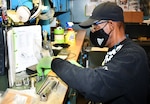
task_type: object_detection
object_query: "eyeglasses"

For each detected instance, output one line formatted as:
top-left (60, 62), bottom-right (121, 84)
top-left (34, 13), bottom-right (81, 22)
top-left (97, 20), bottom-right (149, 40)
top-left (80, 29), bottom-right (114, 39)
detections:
top-left (93, 20), bottom-right (108, 25)
top-left (91, 20), bottom-right (108, 32)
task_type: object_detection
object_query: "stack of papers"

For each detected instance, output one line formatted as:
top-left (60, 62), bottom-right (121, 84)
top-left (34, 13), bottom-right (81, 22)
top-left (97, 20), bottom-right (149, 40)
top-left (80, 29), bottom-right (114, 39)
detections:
top-left (7, 25), bottom-right (42, 87)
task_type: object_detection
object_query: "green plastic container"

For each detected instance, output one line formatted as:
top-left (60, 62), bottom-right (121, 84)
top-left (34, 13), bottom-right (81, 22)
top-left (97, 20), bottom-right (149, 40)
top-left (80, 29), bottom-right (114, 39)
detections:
top-left (54, 27), bottom-right (65, 43)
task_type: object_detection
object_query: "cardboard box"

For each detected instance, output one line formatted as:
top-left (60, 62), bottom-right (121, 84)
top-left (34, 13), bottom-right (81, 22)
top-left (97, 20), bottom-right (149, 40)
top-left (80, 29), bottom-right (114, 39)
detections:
top-left (123, 11), bottom-right (143, 23)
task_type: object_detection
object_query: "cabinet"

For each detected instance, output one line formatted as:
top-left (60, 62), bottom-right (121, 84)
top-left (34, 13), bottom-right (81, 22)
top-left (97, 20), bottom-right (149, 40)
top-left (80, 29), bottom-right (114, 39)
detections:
top-left (123, 11), bottom-right (143, 23)
top-left (53, 0), bottom-right (69, 12)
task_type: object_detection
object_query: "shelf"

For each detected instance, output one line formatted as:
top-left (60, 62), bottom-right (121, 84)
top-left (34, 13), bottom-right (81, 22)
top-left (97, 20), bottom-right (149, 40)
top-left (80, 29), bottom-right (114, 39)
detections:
top-left (132, 39), bottom-right (150, 46)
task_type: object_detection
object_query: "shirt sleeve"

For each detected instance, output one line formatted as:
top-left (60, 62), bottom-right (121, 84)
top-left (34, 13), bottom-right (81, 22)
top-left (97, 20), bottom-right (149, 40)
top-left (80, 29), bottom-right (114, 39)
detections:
top-left (51, 48), bottom-right (149, 102)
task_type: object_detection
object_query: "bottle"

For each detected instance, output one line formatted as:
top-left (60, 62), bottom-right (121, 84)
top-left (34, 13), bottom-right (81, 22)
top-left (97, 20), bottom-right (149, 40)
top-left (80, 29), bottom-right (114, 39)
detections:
top-left (65, 22), bottom-right (76, 45)
top-left (54, 26), bottom-right (65, 44)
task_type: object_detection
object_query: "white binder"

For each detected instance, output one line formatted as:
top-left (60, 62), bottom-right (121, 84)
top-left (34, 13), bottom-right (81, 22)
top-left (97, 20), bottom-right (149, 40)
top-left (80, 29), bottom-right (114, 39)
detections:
top-left (7, 25), bottom-right (42, 87)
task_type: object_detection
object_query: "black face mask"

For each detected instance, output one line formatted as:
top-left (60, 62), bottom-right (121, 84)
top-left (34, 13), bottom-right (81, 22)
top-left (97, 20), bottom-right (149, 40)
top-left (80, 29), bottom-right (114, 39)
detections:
top-left (90, 27), bottom-right (109, 48)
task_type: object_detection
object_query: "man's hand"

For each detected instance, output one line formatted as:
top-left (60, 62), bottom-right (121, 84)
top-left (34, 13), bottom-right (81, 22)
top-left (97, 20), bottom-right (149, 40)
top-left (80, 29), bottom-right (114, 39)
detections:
top-left (36, 56), bottom-right (53, 76)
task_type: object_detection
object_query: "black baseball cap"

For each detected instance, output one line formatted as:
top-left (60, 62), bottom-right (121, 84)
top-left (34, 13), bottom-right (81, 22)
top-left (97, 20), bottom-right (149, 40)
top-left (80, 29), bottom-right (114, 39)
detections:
top-left (79, 2), bottom-right (124, 28)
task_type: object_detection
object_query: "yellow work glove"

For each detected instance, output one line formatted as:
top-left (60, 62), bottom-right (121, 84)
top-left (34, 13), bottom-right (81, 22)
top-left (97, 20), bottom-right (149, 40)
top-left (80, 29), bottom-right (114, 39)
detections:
top-left (36, 56), bottom-right (53, 76)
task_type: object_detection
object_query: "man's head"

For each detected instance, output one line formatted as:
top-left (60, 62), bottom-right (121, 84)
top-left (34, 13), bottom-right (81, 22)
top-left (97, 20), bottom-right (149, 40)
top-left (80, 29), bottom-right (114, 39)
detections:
top-left (79, 2), bottom-right (124, 28)
top-left (79, 2), bottom-right (126, 48)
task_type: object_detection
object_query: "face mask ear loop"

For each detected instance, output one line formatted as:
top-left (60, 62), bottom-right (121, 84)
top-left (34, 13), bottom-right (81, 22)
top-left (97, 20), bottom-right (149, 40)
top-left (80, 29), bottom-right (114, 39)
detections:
top-left (108, 21), bottom-right (114, 35)
top-left (102, 21), bottom-right (108, 29)
top-left (108, 28), bottom-right (113, 35)
top-left (104, 22), bottom-right (113, 35)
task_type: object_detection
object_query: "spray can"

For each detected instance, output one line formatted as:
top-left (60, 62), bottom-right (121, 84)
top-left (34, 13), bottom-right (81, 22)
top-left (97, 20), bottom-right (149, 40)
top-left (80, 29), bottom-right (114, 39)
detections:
top-left (65, 22), bottom-right (76, 45)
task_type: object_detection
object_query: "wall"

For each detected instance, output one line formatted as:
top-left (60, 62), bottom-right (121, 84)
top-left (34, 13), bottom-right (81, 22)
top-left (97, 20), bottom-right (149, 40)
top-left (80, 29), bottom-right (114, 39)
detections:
top-left (69, 0), bottom-right (99, 31)
top-left (57, 0), bottom-right (90, 30)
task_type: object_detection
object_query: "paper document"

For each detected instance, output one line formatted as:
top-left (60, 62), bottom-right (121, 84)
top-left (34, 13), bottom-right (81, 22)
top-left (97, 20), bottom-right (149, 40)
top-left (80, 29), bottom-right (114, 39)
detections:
top-left (7, 25), bottom-right (42, 87)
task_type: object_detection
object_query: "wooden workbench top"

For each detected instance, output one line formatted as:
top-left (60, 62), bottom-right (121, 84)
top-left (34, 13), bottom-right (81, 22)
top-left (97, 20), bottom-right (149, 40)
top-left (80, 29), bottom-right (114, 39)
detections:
top-left (67, 30), bottom-right (86, 61)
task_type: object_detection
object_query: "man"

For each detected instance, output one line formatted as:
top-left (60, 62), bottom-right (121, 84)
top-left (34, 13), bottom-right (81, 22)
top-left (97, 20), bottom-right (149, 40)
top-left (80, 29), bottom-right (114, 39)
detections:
top-left (37, 2), bottom-right (150, 104)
